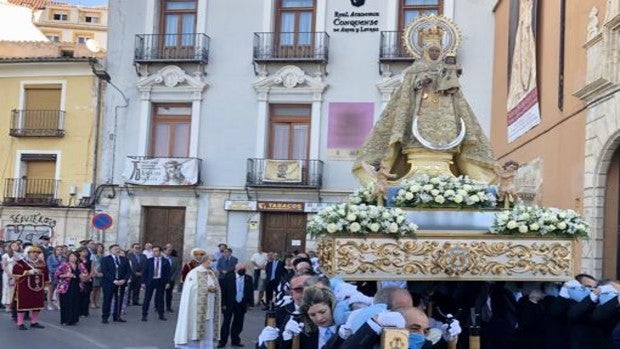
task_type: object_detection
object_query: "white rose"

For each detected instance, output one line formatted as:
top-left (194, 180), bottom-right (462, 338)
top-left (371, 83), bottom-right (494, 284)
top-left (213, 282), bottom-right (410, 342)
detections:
top-left (423, 184), bottom-right (434, 191)
top-left (463, 184), bottom-right (473, 191)
top-left (394, 208), bottom-right (403, 214)
top-left (557, 222), bottom-right (567, 230)
top-left (338, 209), bottom-right (346, 216)
top-left (410, 185), bottom-right (420, 192)
top-left (350, 222), bottom-right (361, 232)
top-left (444, 189), bottom-right (456, 197)
top-left (434, 195), bottom-right (446, 204)
top-left (507, 220), bottom-right (518, 229)
top-left (346, 213), bottom-right (357, 222)
top-left (388, 223), bottom-right (399, 233)
top-left (326, 223), bottom-right (338, 233)
top-left (405, 192), bottom-right (414, 200)
top-left (469, 195), bottom-right (480, 203)
top-left (453, 194), bottom-right (464, 203)
top-left (396, 215), bottom-right (404, 223)
top-left (370, 223), bottom-right (381, 232)
top-left (351, 197), bottom-right (361, 204)
top-left (518, 225), bottom-right (528, 233)
top-left (398, 189), bottom-right (406, 196)
top-left (458, 189), bottom-right (468, 196)
top-left (529, 223), bottom-right (540, 231)
top-left (430, 177), bottom-right (440, 184)
top-left (408, 223), bottom-right (418, 231)
top-left (430, 189), bottom-right (440, 196)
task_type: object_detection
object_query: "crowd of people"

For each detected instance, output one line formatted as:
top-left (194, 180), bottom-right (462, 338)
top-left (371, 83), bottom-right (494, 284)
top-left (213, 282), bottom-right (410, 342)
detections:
top-left (2, 238), bottom-right (620, 349)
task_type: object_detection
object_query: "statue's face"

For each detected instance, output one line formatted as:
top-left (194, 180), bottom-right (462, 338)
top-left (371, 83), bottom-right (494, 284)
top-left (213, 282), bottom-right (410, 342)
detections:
top-left (428, 46), bottom-right (441, 61)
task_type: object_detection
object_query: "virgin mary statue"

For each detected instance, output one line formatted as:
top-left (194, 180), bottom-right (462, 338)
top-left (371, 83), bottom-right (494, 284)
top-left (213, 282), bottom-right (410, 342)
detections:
top-left (353, 15), bottom-right (496, 186)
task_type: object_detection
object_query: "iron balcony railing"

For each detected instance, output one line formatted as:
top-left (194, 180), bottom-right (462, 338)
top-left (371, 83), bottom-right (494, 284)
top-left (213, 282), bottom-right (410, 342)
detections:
top-left (3, 178), bottom-right (60, 206)
top-left (10, 110), bottom-right (65, 137)
top-left (253, 32), bottom-right (329, 63)
top-left (134, 33), bottom-right (210, 64)
top-left (380, 31), bottom-right (415, 61)
top-left (246, 158), bottom-right (323, 189)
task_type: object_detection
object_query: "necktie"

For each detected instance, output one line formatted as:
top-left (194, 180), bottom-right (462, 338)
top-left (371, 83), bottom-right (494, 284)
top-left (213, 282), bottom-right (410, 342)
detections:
top-left (236, 276), bottom-right (244, 303)
top-left (155, 258), bottom-right (160, 279)
top-left (113, 256), bottom-right (119, 279)
top-left (325, 327), bottom-right (333, 342)
top-left (271, 262), bottom-right (276, 280)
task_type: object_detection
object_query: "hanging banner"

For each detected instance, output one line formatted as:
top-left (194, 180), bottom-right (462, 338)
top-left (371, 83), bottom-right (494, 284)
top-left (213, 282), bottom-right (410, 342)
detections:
top-left (507, 0), bottom-right (541, 142)
top-left (123, 156), bottom-right (200, 186)
top-left (262, 159), bottom-right (303, 183)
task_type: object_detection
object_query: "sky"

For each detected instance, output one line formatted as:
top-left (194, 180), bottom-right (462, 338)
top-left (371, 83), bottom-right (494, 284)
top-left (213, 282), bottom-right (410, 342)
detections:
top-left (60, 0), bottom-right (108, 6)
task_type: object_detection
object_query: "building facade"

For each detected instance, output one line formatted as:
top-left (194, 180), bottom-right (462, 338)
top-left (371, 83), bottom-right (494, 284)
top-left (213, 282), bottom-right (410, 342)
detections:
top-left (490, 0), bottom-right (619, 277)
top-left (0, 42), bottom-right (103, 247)
top-left (9, 0), bottom-right (108, 49)
top-left (100, 0), bottom-right (497, 262)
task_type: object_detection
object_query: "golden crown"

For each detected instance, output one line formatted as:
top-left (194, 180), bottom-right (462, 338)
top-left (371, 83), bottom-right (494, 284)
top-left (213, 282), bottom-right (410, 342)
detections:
top-left (420, 25), bottom-right (444, 45)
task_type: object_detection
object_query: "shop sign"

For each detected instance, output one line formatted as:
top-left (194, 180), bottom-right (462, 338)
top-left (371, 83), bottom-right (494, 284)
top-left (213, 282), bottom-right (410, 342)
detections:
top-left (257, 201), bottom-right (305, 212)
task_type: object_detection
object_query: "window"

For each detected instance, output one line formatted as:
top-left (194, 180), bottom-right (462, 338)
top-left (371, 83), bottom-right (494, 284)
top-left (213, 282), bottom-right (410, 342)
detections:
top-left (84, 16), bottom-right (99, 23)
top-left (160, 0), bottom-right (197, 47)
top-left (53, 12), bottom-right (68, 21)
top-left (400, 0), bottom-right (443, 28)
top-left (269, 105), bottom-right (310, 160)
top-left (25, 84), bottom-right (62, 110)
top-left (150, 104), bottom-right (191, 157)
top-left (18, 154), bottom-right (58, 200)
top-left (46, 35), bottom-right (60, 42)
top-left (276, 0), bottom-right (315, 46)
top-left (74, 32), bottom-right (93, 44)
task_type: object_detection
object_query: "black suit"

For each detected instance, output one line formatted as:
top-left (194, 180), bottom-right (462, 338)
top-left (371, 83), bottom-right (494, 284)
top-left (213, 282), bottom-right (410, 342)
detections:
top-left (265, 260), bottom-right (285, 305)
top-left (141, 256), bottom-right (170, 318)
top-left (127, 251), bottom-right (147, 304)
top-left (100, 254), bottom-right (130, 321)
top-left (219, 272), bottom-right (253, 346)
top-left (280, 327), bottom-right (345, 349)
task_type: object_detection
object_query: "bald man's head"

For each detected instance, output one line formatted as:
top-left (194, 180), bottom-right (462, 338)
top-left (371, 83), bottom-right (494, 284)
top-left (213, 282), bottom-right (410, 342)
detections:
top-left (397, 307), bottom-right (429, 335)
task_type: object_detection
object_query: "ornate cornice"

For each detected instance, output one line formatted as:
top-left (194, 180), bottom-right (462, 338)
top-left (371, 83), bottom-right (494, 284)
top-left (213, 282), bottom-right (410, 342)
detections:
top-left (136, 65), bottom-right (207, 100)
top-left (252, 65), bottom-right (328, 95)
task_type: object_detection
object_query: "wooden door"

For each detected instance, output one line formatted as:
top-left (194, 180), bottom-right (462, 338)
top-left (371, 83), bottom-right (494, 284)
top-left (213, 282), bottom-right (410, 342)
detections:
top-left (144, 206), bottom-right (186, 259)
top-left (603, 148), bottom-right (620, 278)
top-left (261, 213), bottom-right (307, 255)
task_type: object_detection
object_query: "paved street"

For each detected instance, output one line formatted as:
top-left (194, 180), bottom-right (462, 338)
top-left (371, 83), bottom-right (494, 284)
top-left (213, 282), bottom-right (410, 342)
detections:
top-left (0, 292), bottom-right (265, 349)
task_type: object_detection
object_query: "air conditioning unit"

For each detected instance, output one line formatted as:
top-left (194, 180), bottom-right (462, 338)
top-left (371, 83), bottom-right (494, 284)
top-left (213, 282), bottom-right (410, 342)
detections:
top-left (80, 182), bottom-right (93, 198)
top-left (69, 185), bottom-right (77, 196)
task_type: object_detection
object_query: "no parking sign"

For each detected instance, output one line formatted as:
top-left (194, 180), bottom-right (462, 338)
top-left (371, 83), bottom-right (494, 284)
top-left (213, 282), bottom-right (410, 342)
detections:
top-left (92, 213), bottom-right (113, 230)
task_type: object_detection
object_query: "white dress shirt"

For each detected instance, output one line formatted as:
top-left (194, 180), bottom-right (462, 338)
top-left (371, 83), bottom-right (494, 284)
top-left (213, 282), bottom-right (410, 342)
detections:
top-left (317, 325), bottom-right (337, 349)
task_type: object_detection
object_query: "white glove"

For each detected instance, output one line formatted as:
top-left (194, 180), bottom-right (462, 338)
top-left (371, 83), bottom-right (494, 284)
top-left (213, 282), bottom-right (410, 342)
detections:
top-left (334, 282), bottom-right (358, 302)
top-left (348, 292), bottom-right (373, 306)
top-left (338, 325), bottom-right (353, 340)
top-left (559, 286), bottom-right (570, 299)
top-left (376, 311), bottom-right (406, 328)
top-left (258, 326), bottom-right (279, 346)
top-left (441, 317), bottom-right (462, 342)
top-left (427, 328), bottom-right (443, 344)
top-left (282, 319), bottom-right (304, 341)
top-left (590, 290), bottom-right (599, 303)
top-left (599, 285), bottom-right (617, 294)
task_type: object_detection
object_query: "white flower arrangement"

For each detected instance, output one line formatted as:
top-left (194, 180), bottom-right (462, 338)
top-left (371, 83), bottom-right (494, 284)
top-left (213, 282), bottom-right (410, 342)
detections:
top-left (307, 203), bottom-right (418, 238)
top-left (393, 174), bottom-right (498, 209)
top-left (348, 183), bottom-right (378, 205)
top-left (490, 205), bottom-right (589, 238)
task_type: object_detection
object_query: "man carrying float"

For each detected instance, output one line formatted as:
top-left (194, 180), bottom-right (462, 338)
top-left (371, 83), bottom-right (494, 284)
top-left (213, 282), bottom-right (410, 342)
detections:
top-left (12, 245), bottom-right (49, 330)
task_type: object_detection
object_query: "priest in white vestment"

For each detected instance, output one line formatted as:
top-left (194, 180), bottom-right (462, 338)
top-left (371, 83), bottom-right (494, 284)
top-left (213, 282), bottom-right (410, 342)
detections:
top-left (175, 251), bottom-right (221, 349)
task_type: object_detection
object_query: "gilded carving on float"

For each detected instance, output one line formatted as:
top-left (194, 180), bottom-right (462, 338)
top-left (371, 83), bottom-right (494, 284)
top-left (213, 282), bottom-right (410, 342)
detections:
top-left (317, 236), bottom-right (574, 281)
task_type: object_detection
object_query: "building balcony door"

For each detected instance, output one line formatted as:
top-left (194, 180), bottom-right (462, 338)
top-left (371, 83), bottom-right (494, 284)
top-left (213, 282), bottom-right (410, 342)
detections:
top-left (261, 212), bottom-right (307, 255)
top-left (275, 0), bottom-right (315, 58)
top-left (144, 206), bottom-right (186, 260)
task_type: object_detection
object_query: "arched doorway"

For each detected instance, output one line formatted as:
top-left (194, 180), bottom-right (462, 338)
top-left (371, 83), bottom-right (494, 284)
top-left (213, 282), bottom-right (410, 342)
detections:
top-left (603, 147), bottom-right (620, 279)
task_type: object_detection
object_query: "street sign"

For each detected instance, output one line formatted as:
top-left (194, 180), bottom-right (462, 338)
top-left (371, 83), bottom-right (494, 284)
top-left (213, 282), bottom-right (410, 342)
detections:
top-left (92, 213), bottom-right (113, 230)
